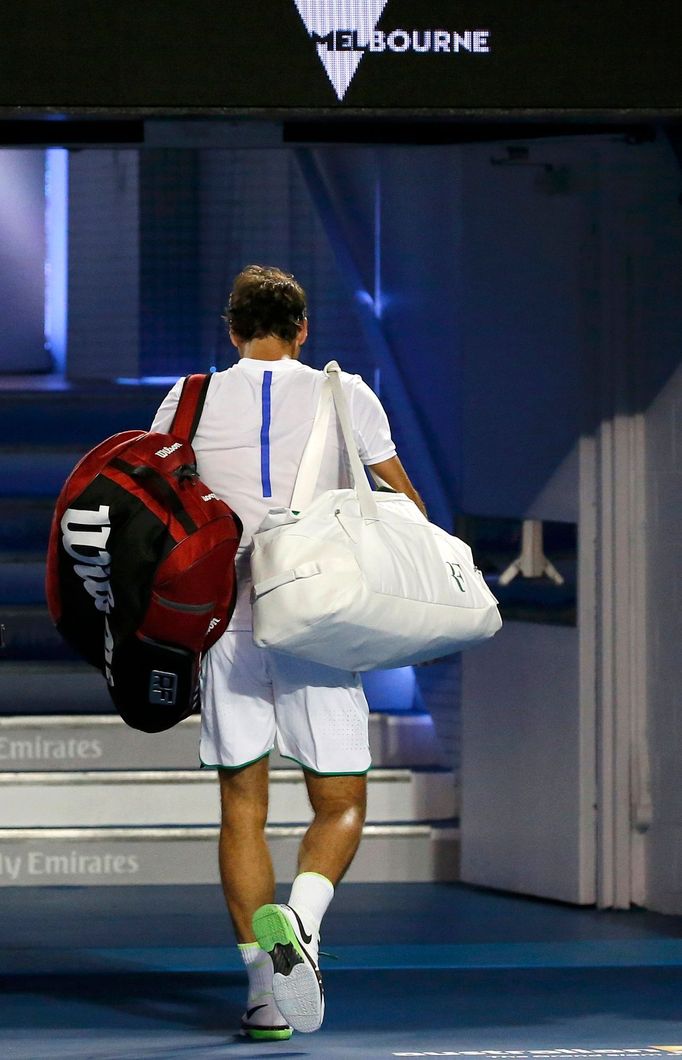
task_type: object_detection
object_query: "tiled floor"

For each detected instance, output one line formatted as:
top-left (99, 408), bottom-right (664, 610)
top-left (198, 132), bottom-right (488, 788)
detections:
top-left (1, 882), bottom-right (682, 1058)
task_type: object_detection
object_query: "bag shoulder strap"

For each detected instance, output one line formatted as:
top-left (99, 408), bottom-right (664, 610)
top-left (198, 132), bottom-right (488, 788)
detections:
top-left (170, 373), bottom-right (212, 443)
top-left (324, 362), bottom-right (378, 520)
top-left (291, 363), bottom-right (379, 519)
top-left (290, 379), bottom-right (333, 512)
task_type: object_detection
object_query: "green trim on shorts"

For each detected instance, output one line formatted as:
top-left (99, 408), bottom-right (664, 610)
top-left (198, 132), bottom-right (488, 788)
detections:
top-left (199, 749), bottom-right (272, 772)
top-left (278, 752), bottom-right (371, 777)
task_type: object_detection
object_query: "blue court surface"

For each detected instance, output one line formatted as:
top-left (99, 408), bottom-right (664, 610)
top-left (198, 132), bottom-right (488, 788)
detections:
top-left (1, 883), bottom-right (681, 1059)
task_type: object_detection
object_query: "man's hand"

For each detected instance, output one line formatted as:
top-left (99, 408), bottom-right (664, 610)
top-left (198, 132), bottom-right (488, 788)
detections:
top-left (367, 455), bottom-right (427, 519)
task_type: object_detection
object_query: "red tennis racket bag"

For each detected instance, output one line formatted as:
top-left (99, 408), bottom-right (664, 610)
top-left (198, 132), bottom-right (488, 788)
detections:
top-left (46, 374), bottom-right (242, 732)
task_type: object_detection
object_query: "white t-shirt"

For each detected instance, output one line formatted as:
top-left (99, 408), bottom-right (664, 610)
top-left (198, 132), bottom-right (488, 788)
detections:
top-left (151, 357), bottom-right (396, 629)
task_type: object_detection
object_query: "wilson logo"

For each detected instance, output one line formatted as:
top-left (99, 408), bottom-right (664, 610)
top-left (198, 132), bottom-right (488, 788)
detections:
top-left (202, 492), bottom-right (217, 502)
top-left (61, 504), bottom-right (115, 685)
top-left (155, 442), bottom-right (182, 459)
top-left (61, 505), bottom-right (115, 614)
top-left (207, 617), bottom-right (221, 633)
top-left (293, 0), bottom-right (491, 101)
top-left (104, 614), bottom-right (115, 686)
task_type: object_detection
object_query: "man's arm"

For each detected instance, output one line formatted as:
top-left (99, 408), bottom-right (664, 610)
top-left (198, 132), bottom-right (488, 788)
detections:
top-left (368, 455), bottom-right (427, 519)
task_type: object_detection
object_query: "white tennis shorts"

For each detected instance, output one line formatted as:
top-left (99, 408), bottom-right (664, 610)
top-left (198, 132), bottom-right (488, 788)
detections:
top-left (199, 631), bottom-right (371, 774)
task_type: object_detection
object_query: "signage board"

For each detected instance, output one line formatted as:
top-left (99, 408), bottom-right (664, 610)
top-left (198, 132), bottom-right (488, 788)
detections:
top-left (0, 1), bottom-right (680, 114)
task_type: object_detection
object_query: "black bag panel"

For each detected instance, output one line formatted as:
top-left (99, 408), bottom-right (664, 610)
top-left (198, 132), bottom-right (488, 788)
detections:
top-left (108, 635), bottom-right (200, 733)
top-left (108, 500), bottom-right (175, 644)
top-left (54, 477), bottom-right (168, 670)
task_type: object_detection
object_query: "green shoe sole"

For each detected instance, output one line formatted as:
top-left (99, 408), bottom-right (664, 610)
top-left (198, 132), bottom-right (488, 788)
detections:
top-left (252, 904), bottom-right (304, 962)
top-left (244, 1026), bottom-right (293, 1041)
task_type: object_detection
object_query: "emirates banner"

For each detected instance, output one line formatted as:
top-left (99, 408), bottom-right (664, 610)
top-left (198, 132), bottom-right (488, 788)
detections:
top-left (0, 0), bottom-right (679, 112)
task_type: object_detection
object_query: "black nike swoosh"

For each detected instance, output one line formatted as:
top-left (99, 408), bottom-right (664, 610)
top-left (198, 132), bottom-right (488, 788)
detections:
top-left (245, 1003), bottom-right (268, 1021)
top-left (287, 904), bottom-right (313, 945)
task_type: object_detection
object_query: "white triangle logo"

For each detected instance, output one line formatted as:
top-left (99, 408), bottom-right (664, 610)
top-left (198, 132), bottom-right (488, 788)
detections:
top-left (294, 0), bottom-right (389, 101)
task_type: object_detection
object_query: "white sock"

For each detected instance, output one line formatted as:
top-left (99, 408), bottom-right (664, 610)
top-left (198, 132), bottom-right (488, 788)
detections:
top-left (287, 871), bottom-right (334, 941)
top-left (239, 942), bottom-right (272, 999)
top-left (238, 942), bottom-right (290, 1029)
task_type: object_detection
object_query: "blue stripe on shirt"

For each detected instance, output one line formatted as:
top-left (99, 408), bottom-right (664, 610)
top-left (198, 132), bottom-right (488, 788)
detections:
top-left (260, 371), bottom-right (273, 498)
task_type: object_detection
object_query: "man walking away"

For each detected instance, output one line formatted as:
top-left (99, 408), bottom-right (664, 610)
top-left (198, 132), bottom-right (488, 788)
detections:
top-left (151, 265), bottom-right (425, 1038)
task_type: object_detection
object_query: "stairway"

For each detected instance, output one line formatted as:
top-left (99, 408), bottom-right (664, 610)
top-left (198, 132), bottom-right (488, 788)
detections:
top-left (0, 382), bottom-right (460, 887)
top-left (0, 383), bottom-right (166, 708)
top-left (0, 712), bottom-right (458, 886)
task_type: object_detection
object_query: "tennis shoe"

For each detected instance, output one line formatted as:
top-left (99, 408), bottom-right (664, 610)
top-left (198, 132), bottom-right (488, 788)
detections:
top-left (240, 991), bottom-right (292, 1041)
top-left (252, 902), bottom-right (324, 1034)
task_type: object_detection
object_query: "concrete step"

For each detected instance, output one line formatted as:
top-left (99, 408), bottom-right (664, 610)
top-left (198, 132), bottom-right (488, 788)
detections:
top-left (0, 558), bottom-right (46, 605)
top-left (0, 662), bottom-right (115, 715)
top-left (0, 822), bottom-right (460, 886)
top-left (0, 664), bottom-right (442, 762)
top-left (0, 499), bottom-right (54, 553)
top-left (0, 711), bottom-right (445, 771)
top-left (0, 448), bottom-right (86, 497)
top-left (0, 386), bottom-right (165, 448)
top-left (0, 607), bottom-right (77, 661)
top-left (0, 767), bottom-right (458, 828)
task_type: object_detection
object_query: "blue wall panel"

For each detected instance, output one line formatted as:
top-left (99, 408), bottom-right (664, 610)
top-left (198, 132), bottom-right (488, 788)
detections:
top-left (0, 150), bottom-right (50, 374)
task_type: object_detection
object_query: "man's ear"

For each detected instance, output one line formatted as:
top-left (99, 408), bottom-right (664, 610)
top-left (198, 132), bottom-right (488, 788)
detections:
top-left (229, 329), bottom-right (243, 354)
top-left (297, 318), bottom-right (309, 347)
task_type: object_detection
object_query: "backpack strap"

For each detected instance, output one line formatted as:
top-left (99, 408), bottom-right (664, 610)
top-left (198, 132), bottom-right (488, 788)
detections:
top-left (170, 374), bottom-right (212, 442)
top-left (325, 361), bottom-right (378, 520)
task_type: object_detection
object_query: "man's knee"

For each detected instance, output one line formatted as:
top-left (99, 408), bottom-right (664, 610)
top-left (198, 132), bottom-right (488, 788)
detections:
top-left (218, 759), bottom-right (269, 831)
top-left (220, 796), bottom-right (268, 834)
top-left (305, 773), bottom-right (367, 829)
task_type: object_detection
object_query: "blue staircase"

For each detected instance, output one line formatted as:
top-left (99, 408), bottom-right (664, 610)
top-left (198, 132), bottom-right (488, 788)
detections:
top-left (0, 383), bottom-right (167, 716)
top-left (0, 381), bottom-right (440, 723)
top-left (0, 382), bottom-right (455, 886)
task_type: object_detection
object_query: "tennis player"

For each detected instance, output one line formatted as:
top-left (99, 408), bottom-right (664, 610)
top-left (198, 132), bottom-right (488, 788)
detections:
top-left (151, 265), bottom-right (424, 1038)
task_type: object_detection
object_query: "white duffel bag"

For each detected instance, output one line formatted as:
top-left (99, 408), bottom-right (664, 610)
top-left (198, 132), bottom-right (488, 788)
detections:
top-left (251, 361), bottom-right (502, 671)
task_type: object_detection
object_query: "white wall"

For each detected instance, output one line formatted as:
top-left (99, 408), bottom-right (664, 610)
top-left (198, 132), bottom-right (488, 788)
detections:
top-left (461, 623), bottom-right (589, 902)
top-left (635, 140), bottom-right (682, 914)
top-left (456, 137), bottom-right (592, 903)
top-left (578, 135), bottom-right (682, 912)
top-left (645, 363), bottom-right (682, 913)
top-left (458, 131), bottom-right (682, 911)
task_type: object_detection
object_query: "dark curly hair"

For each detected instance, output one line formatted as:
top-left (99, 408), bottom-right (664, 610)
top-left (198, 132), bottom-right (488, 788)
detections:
top-left (226, 265), bottom-right (307, 343)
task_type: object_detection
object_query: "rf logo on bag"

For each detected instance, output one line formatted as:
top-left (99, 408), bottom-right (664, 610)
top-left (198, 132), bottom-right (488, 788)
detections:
top-left (149, 671), bottom-right (178, 706)
top-left (447, 562), bottom-right (467, 593)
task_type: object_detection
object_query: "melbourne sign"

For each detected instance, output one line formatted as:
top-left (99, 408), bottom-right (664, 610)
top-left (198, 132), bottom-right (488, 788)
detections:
top-left (0, 0), bottom-right (679, 111)
top-left (293, 0), bottom-right (491, 100)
